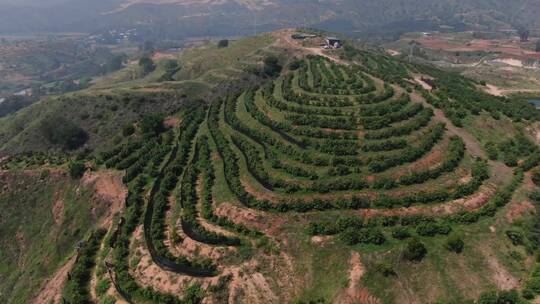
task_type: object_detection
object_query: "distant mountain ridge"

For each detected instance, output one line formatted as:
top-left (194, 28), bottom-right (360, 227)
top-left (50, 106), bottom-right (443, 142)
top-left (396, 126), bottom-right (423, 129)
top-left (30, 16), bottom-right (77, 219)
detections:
top-left (0, 0), bottom-right (538, 36)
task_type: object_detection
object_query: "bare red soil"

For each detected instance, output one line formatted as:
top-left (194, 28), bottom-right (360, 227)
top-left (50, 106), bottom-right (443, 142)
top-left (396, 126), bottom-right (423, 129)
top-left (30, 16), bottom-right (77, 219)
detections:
top-left (417, 37), bottom-right (540, 60)
top-left (81, 170), bottom-right (128, 229)
top-left (33, 256), bottom-right (76, 304)
top-left (334, 252), bottom-right (381, 304)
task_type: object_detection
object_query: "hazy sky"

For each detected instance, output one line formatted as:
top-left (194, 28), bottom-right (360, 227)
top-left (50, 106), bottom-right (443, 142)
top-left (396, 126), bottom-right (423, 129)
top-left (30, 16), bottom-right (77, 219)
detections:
top-left (0, 0), bottom-right (72, 6)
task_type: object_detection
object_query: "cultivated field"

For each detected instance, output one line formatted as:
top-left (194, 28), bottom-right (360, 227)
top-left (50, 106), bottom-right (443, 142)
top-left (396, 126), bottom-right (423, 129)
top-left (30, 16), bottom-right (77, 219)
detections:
top-left (3, 31), bottom-right (540, 304)
top-left (384, 31), bottom-right (540, 94)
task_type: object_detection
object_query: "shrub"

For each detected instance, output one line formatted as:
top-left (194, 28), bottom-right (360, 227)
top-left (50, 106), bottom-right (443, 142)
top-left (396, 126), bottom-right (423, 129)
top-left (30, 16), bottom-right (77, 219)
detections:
top-left (444, 234), bottom-right (464, 253)
top-left (293, 299), bottom-right (328, 304)
top-left (404, 238), bottom-right (427, 262)
top-left (530, 190), bottom-right (540, 203)
top-left (532, 170), bottom-right (540, 187)
top-left (340, 228), bottom-right (359, 245)
top-left (375, 262), bottom-right (395, 277)
top-left (140, 114), bottom-right (164, 135)
top-left (506, 229), bottom-right (524, 246)
top-left (217, 39), bottom-right (229, 48)
top-left (497, 290), bottom-right (520, 304)
top-left (503, 154), bottom-right (518, 167)
top-left (68, 161), bottom-right (86, 179)
top-left (139, 56), bottom-right (156, 75)
top-left (100, 296), bottom-right (116, 304)
top-left (183, 284), bottom-right (206, 303)
top-left (289, 59), bottom-right (302, 70)
top-left (526, 275), bottom-right (540, 293)
top-left (122, 124), bottom-right (135, 137)
top-left (524, 265), bottom-right (540, 295)
top-left (485, 142), bottom-right (498, 160)
top-left (95, 278), bottom-right (110, 297)
top-left (522, 287), bottom-right (536, 299)
top-left (391, 227), bottom-right (411, 240)
top-left (104, 54), bottom-right (126, 73)
top-left (477, 291), bottom-right (498, 304)
top-left (339, 228), bottom-right (385, 245)
top-left (40, 169), bottom-right (50, 180)
top-left (416, 222), bottom-right (451, 237)
top-left (263, 55), bottom-right (282, 77)
top-left (40, 115), bottom-right (88, 150)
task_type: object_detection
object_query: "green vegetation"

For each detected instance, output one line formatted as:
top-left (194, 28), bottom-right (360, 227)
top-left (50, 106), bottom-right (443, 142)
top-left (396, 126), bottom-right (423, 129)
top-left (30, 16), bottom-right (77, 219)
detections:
top-left (532, 170), bottom-right (540, 187)
top-left (0, 90), bottom-right (184, 154)
top-left (2, 32), bottom-right (540, 304)
top-left (263, 55), bottom-right (282, 77)
top-left (104, 54), bottom-right (127, 74)
top-left (39, 115), bottom-right (88, 150)
top-left (122, 123), bottom-right (135, 137)
top-left (404, 238), bottom-right (428, 261)
top-left (476, 290), bottom-right (520, 304)
top-left (444, 233), bottom-right (464, 253)
top-left (68, 160), bottom-right (86, 179)
top-left (0, 171), bottom-right (99, 303)
top-left (139, 113), bottom-right (165, 136)
top-left (139, 56), bottom-right (156, 75)
top-left (62, 229), bottom-right (107, 303)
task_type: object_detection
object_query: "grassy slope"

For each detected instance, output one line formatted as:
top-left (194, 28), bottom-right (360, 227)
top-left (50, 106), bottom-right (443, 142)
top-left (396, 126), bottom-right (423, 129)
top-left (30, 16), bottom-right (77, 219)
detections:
top-left (361, 213), bottom-right (530, 303)
top-left (0, 34), bottom-right (277, 155)
top-left (0, 90), bottom-right (183, 154)
top-left (0, 170), bottom-right (97, 304)
top-left (282, 193), bottom-right (534, 303)
top-left (0, 33), bottom-right (279, 303)
top-left (92, 34), bottom-right (275, 91)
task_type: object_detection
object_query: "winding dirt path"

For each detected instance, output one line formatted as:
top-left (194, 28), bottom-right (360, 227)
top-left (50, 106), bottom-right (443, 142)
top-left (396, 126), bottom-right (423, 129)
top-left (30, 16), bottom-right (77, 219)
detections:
top-left (410, 91), bottom-right (513, 183)
top-left (276, 28), bottom-right (349, 65)
top-left (410, 91), bottom-right (485, 158)
top-left (33, 256), bottom-right (76, 304)
top-left (506, 171), bottom-right (537, 223)
top-left (334, 252), bottom-right (381, 304)
top-left (480, 242), bottom-right (520, 291)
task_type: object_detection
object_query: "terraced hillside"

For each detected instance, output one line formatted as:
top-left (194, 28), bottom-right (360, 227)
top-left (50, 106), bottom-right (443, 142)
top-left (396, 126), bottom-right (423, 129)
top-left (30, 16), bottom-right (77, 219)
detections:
top-left (4, 34), bottom-right (540, 304)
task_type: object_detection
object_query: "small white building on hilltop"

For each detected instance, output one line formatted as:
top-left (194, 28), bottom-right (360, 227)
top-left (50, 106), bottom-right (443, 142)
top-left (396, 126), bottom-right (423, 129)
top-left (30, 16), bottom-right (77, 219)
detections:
top-left (325, 37), bottom-right (341, 49)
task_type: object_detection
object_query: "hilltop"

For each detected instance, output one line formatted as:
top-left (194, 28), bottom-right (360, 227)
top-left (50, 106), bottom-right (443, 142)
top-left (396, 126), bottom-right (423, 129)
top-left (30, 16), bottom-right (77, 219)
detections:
top-left (1, 29), bottom-right (540, 304)
top-left (0, 32), bottom-right (283, 155)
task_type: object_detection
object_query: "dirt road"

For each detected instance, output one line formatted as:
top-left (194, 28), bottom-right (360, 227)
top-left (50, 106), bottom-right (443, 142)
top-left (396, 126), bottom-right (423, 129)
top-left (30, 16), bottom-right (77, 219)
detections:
top-left (33, 256), bottom-right (76, 304)
top-left (276, 28), bottom-right (349, 65)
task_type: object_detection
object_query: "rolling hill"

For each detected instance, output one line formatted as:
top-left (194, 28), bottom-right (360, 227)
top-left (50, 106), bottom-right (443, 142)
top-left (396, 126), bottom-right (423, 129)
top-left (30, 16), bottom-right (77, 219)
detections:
top-left (1, 29), bottom-right (540, 303)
